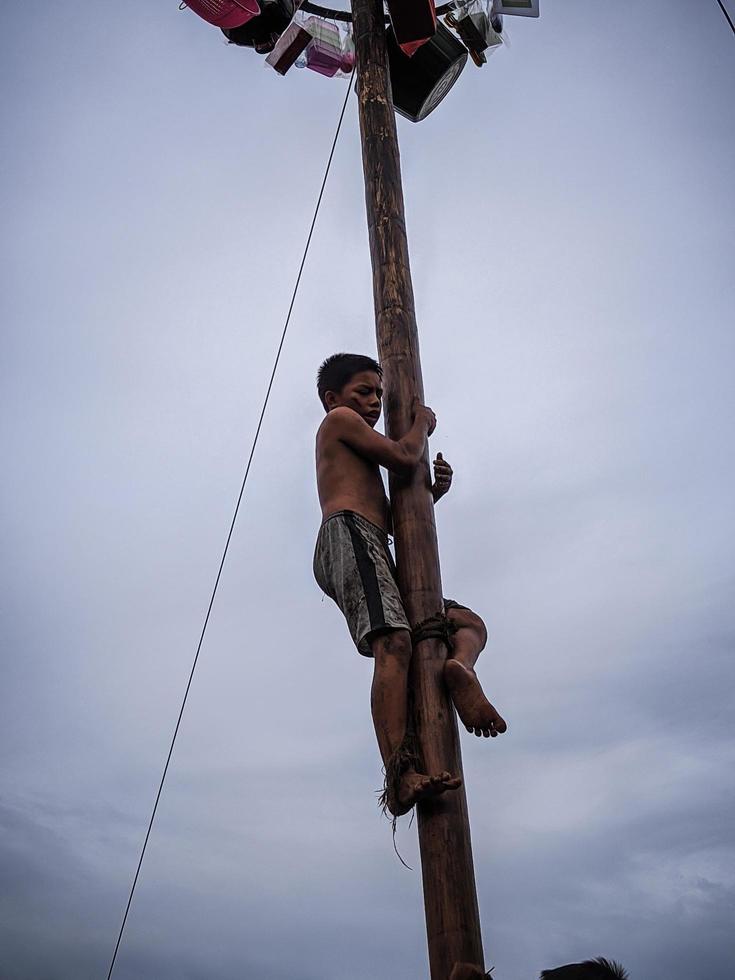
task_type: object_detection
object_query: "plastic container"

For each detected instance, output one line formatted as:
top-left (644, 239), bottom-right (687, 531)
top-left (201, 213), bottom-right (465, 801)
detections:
top-left (184, 0), bottom-right (260, 29)
top-left (306, 36), bottom-right (343, 76)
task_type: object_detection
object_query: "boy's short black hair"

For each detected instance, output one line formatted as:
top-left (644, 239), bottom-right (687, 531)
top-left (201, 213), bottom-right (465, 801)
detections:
top-left (317, 353), bottom-right (382, 410)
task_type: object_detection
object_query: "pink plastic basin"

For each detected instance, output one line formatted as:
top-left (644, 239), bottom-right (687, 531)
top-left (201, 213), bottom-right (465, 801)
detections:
top-left (184, 0), bottom-right (261, 29)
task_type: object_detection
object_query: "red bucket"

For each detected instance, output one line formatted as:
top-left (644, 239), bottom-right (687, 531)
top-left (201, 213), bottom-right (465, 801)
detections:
top-left (182, 0), bottom-right (260, 29)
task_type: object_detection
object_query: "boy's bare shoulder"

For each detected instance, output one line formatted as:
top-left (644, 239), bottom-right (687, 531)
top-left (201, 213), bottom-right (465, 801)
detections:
top-left (324, 405), bottom-right (361, 425)
top-left (317, 407), bottom-right (364, 441)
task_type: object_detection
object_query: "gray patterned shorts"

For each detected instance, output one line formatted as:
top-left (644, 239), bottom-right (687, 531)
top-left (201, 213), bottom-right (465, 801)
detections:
top-left (313, 510), bottom-right (411, 656)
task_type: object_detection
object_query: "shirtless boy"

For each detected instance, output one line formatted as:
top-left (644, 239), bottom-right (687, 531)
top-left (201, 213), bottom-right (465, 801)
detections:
top-left (313, 352), bottom-right (506, 817)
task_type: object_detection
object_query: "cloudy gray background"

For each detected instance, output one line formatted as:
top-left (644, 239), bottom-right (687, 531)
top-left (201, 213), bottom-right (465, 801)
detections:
top-left (2, 1), bottom-right (734, 978)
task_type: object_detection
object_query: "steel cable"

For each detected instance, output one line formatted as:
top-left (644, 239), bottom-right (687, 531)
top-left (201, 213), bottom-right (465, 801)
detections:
top-left (106, 69), bottom-right (356, 980)
top-left (716, 0), bottom-right (735, 35)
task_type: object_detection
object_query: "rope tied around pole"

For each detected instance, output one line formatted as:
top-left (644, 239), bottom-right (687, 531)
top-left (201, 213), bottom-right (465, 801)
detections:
top-left (377, 729), bottom-right (419, 870)
top-left (378, 732), bottom-right (420, 817)
top-left (411, 611), bottom-right (458, 650)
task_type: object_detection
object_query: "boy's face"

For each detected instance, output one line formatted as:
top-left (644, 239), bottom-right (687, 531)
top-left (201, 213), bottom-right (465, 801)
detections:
top-left (326, 370), bottom-right (383, 427)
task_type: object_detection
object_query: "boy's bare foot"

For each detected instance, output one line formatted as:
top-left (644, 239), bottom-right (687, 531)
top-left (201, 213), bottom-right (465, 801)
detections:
top-left (444, 658), bottom-right (508, 738)
top-left (391, 770), bottom-right (462, 816)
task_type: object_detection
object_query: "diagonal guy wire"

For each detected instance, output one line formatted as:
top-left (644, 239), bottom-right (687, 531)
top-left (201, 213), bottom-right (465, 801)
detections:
top-left (106, 69), bottom-right (356, 980)
top-left (716, 0), bottom-right (735, 35)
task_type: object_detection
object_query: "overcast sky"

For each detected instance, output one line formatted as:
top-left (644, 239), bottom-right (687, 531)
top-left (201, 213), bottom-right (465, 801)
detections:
top-left (2, 2), bottom-right (734, 978)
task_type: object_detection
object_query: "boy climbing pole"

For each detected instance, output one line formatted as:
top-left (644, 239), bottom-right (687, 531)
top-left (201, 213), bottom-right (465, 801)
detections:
top-left (313, 353), bottom-right (507, 818)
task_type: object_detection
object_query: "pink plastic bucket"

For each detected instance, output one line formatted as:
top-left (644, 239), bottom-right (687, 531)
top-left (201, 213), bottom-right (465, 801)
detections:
top-left (183, 0), bottom-right (260, 29)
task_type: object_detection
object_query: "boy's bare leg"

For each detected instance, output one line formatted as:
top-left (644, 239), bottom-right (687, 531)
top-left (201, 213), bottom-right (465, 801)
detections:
top-left (443, 608), bottom-right (508, 738)
top-left (371, 629), bottom-right (461, 815)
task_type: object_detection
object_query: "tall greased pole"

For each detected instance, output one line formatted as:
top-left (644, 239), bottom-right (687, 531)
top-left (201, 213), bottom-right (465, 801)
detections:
top-left (351, 1), bottom-right (485, 976)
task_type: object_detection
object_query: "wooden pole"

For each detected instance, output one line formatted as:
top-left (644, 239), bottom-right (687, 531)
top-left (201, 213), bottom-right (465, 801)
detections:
top-left (350, 2), bottom-right (485, 977)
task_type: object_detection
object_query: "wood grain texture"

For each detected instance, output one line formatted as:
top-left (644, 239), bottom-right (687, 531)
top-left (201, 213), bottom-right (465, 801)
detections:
top-left (351, 0), bottom-right (485, 975)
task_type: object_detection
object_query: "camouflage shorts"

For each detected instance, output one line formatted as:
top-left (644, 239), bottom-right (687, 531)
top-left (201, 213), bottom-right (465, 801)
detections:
top-left (313, 510), bottom-right (410, 656)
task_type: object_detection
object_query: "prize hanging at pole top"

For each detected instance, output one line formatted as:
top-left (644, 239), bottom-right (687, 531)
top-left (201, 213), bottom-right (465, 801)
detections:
top-left (265, 11), bottom-right (355, 77)
top-left (179, 0), bottom-right (539, 120)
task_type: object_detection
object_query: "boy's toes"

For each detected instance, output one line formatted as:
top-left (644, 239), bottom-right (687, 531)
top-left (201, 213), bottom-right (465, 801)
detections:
top-left (430, 772), bottom-right (462, 792)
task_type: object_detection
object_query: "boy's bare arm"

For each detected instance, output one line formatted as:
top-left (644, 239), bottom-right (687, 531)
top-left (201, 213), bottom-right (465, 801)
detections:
top-left (327, 402), bottom-right (436, 474)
